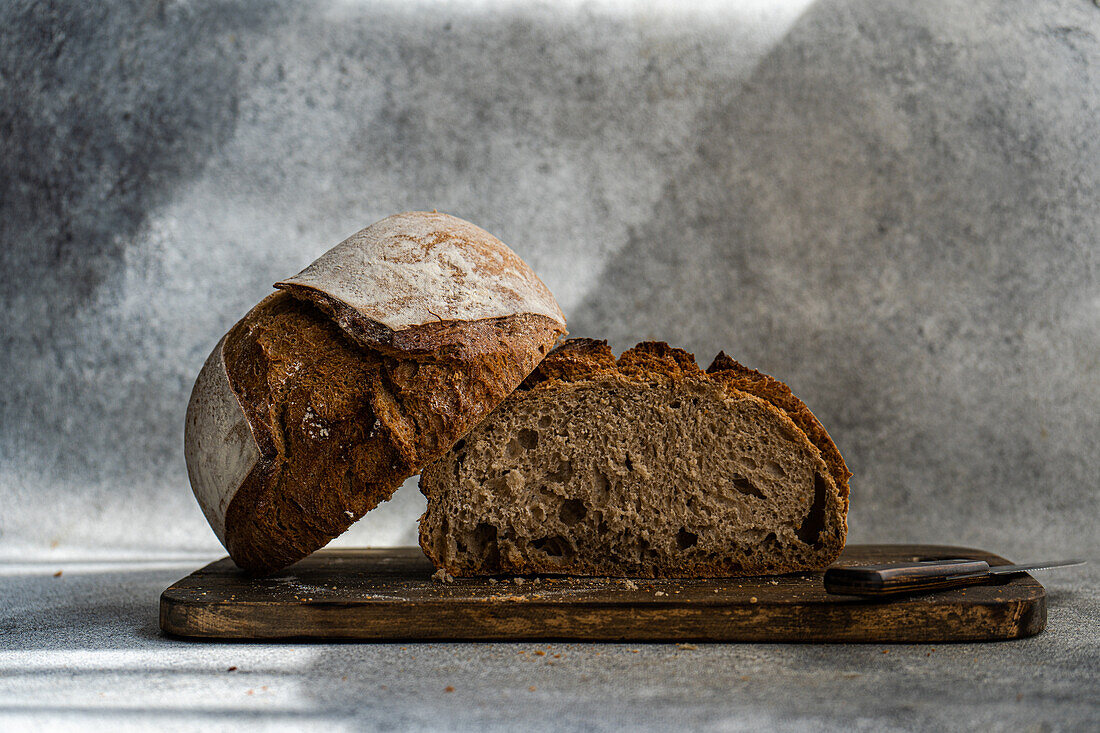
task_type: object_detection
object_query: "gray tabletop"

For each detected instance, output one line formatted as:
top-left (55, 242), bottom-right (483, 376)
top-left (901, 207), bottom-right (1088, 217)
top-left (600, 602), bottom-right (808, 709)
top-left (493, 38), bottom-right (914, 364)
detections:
top-left (2, 556), bottom-right (1096, 731)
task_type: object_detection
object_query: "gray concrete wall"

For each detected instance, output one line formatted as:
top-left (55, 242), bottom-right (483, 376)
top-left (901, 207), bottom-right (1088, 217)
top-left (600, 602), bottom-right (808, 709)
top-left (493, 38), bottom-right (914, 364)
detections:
top-left (2, 0), bottom-right (1098, 561)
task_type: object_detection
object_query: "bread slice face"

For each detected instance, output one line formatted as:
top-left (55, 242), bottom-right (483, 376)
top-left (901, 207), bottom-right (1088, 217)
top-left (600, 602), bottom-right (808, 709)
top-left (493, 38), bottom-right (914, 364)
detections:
top-left (419, 339), bottom-right (850, 577)
top-left (184, 212), bottom-right (566, 574)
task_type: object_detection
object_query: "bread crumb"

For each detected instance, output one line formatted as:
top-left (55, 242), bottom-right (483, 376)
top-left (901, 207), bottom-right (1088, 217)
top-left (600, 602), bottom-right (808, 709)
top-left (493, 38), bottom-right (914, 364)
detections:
top-left (552, 653), bottom-right (561, 659)
top-left (529, 686), bottom-right (536, 692)
top-left (630, 649), bottom-right (639, 653)
top-left (246, 690), bottom-right (254, 696)
top-left (676, 643), bottom-right (698, 651)
top-left (53, 570), bottom-right (62, 578)
top-left (227, 666), bottom-right (237, 672)
top-left (444, 686), bottom-right (455, 693)
top-left (749, 596), bottom-right (758, 603)
top-left (654, 591), bottom-right (666, 597)
top-left (882, 650), bottom-right (889, 654)
top-left (534, 650), bottom-right (546, 657)
top-left (432, 568), bottom-right (455, 584)
top-left (514, 577), bottom-right (525, 585)
top-left (622, 579), bottom-right (639, 590)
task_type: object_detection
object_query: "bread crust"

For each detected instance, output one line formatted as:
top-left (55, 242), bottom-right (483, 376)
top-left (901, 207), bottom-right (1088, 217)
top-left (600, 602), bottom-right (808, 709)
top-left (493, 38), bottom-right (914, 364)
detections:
top-left (275, 210), bottom-right (564, 342)
top-left (420, 339), bottom-right (850, 577)
top-left (185, 212), bottom-right (566, 573)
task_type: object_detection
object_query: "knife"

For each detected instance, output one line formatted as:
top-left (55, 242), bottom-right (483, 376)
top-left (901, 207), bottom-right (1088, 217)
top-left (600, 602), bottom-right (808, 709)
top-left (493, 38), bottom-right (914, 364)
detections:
top-left (823, 557), bottom-right (1085, 597)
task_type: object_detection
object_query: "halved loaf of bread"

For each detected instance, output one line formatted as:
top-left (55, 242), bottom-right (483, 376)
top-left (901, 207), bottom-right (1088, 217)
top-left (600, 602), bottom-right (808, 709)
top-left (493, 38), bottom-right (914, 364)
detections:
top-left (185, 212), bottom-right (566, 573)
top-left (418, 339), bottom-right (851, 577)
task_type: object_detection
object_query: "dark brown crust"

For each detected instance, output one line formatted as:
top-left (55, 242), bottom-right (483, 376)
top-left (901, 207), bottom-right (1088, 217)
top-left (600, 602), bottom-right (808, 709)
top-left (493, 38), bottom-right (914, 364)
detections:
top-left (222, 292), bottom-right (563, 574)
top-left (421, 338), bottom-right (851, 577)
top-left (518, 337), bottom-right (615, 388)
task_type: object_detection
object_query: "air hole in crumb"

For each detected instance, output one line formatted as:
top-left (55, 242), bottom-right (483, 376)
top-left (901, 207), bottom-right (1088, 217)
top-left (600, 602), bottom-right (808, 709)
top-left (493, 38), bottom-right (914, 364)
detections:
top-left (559, 499), bottom-right (587, 526)
top-left (670, 400), bottom-right (682, 409)
top-left (676, 528), bottom-right (698, 550)
top-left (765, 460), bottom-right (786, 478)
top-left (472, 522), bottom-right (499, 565)
top-left (796, 473), bottom-right (829, 547)
top-left (597, 520), bottom-right (610, 535)
top-left (530, 535), bottom-right (573, 558)
top-left (594, 473), bottom-right (611, 502)
top-left (518, 429), bottom-right (539, 450)
top-left (732, 474), bottom-right (765, 499)
top-left (538, 415), bottom-right (552, 429)
top-left (453, 439), bottom-right (465, 453)
top-left (625, 454), bottom-right (634, 471)
top-left (763, 532), bottom-right (777, 544)
top-left (547, 460), bottom-right (573, 484)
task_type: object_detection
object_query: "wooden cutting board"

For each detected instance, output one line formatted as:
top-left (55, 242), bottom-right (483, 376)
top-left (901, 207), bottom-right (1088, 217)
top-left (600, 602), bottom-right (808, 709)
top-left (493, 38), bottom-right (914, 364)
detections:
top-left (159, 544), bottom-right (1045, 643)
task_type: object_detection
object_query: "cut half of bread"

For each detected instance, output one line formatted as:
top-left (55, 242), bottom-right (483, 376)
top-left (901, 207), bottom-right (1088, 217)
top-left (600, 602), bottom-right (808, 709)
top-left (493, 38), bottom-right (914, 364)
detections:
top-left (184, 212), bottom-right (566, 574)
top-left (418, 339), bottom-right (851, 577)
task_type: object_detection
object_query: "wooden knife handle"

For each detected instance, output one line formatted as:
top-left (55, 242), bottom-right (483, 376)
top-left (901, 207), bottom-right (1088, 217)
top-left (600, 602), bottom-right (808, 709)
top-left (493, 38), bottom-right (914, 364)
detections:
top-left (824, 558), bottom-right (992, 597)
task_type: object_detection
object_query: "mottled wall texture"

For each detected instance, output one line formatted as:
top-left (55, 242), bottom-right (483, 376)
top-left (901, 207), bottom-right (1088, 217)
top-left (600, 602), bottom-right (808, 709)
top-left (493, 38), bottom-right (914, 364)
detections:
top-left (2, 0), bottom-right (1098, 561)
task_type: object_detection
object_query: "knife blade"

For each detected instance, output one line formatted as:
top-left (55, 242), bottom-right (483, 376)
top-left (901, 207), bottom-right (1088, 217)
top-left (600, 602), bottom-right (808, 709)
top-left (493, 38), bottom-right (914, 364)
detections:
top-left (823, 557), bottom-right (1085, 597)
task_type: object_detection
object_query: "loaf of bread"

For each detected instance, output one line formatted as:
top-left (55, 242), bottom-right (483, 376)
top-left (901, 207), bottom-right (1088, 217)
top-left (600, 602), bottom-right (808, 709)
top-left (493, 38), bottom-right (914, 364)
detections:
top-left (418, 339), bottom-right (851, 577)
top-left (184, 212), bottom-right (566, 573)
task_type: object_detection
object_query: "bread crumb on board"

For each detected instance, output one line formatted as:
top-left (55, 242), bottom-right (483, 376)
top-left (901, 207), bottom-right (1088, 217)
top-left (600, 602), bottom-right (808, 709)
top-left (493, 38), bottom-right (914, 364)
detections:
top-left (431, 568), bottom-right (455, 584)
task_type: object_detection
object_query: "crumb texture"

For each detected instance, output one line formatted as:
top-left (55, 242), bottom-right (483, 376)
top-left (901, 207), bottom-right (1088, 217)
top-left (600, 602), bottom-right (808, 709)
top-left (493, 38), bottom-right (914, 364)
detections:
top-left (420, 340), bottom-right (849, 577)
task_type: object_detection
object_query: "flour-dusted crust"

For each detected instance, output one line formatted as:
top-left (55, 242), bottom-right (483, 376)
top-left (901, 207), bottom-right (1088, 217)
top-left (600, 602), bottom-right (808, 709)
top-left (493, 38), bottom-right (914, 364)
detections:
top-left (183, 335), bottom-right (260, 545)
top-left (185, 212), bottom-right (567, 573)
top-left (276, 212), bottom-right (565, 350)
